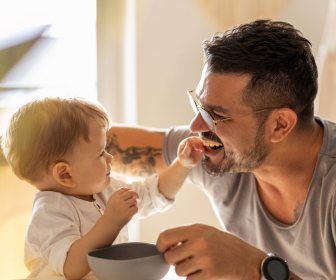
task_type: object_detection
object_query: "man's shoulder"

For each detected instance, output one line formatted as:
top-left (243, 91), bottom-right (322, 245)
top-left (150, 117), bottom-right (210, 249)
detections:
top-left (166, 125), bottom-right (193, 138)
top-left (316, 117), bottom-right (336, 157)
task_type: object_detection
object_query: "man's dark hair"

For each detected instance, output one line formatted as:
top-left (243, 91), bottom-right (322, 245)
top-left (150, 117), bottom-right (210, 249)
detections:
top-left (203, 19), bottom-right (318, 127)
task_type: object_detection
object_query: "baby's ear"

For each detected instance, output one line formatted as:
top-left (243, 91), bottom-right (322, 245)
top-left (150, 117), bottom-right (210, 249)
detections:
top-left (52, 161), bottom-right (75, 188)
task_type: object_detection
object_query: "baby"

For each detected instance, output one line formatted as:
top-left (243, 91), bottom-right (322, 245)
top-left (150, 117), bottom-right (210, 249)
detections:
top-left (1, 97), bottom-right (204, 279)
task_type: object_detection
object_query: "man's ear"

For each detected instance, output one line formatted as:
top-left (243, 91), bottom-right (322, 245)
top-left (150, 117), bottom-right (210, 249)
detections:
top-left (268, 108), bottom-right (297, 143)
top-left (51, 161), bottom-right (75, 188)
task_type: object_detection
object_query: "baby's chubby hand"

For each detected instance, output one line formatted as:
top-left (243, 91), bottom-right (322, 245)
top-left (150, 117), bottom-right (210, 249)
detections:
top-left (177, 136), bottom-right (204, 168)
top-left (104, 187), bottom-right (139, 229)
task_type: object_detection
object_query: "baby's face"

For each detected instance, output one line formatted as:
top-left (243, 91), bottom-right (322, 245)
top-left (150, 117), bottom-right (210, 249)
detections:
top-left (66, 119), bottom-right (112, 196)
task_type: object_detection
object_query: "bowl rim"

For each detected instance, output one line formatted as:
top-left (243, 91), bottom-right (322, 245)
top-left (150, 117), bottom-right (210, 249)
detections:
top-left (87, 241), bottom-right (164, 262)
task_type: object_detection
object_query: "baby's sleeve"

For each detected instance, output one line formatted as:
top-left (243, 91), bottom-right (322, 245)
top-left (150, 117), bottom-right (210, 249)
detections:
top-left (111, 175), bottom-right (174, 219)
top-left (25, 192), bottom-right (80, 276)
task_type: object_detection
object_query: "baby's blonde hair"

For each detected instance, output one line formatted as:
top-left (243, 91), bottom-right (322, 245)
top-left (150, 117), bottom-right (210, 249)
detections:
top-left (1, 97), bottom-right (110, 183)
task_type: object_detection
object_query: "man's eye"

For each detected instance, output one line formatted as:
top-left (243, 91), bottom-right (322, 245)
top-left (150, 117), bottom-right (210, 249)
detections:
top-left (212, 112), bottom-right (229, 120)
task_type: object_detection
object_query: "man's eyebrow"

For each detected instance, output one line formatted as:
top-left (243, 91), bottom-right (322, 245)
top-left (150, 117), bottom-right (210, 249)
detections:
top-left (207, 104), bottom-right (230, 114)
top-left (196, 91), bottom-right (230, 114)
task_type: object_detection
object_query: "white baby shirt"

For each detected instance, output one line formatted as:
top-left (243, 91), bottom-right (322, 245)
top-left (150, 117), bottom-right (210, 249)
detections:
top-left (24, 174), bottom-right (172, 278)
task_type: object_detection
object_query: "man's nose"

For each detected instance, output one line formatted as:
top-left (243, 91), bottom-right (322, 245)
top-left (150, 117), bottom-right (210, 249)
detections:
top-left (189, 113), bottom-right (211, 132)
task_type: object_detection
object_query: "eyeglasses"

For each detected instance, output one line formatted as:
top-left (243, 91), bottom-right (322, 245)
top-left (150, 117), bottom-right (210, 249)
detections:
top-left (188, 90), bottom-right (284, 131)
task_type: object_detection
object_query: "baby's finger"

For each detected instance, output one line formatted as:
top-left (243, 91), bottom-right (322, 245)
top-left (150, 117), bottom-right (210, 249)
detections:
top-left (182, 138), bottom-right (203, 152)
top-left (126, 197), bottom-right (138, 207)
top-left (181, 142), bottom-right (192, 157)
top-left (115, 187), bottom-right (131, 194)
top-left (128, 205), bottom-right (138, 216)
top-left (120, 189), bottom-right (139, 200)
top-left (191, 138), bottom-right (205, 151)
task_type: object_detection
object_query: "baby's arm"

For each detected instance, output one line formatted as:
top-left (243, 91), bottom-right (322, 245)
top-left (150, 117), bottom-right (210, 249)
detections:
top-left (158, 136), bottom-right (204, 199)
top-left (63, 188), bottom-right (138, 279)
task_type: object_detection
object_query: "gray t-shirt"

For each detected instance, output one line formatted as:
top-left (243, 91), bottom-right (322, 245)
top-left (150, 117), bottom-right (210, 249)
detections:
top-left (163, 117), bottom-right (336, 280)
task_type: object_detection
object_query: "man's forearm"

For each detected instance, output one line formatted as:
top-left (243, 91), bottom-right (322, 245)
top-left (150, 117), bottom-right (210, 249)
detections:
top-left (106, 125), bottom-right (167, 177)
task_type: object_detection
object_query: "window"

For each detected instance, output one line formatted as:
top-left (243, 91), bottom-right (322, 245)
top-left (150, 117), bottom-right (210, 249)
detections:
top-left (0, 0), bottom-right (96, 133)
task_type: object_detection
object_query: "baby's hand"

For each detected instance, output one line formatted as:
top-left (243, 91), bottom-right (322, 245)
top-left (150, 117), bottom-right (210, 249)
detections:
top-left (177, 136), bottom-right (204, 168)
top-left (104, 187), bottom-right (139, 229)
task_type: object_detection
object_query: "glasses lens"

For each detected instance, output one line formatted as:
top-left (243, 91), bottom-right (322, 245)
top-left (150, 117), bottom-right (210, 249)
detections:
top-left (188, 95), bottom-right (199, 114)
top-left (198, 107), bottom-right (215, 130)
top-left (188, 90), bottom-right (215, 130)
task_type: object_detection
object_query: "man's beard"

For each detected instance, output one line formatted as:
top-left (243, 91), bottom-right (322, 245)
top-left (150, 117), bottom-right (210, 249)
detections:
top-left (202, 123), bottom-right (268, 176)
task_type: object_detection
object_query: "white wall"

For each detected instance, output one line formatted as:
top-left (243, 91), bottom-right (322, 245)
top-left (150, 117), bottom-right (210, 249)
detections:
top-left (135, 0), bottom-right (221, 242)
top-left (136, 0), bottom-right (212, 127)
top-left (280, 0), bottom-right (329, 56)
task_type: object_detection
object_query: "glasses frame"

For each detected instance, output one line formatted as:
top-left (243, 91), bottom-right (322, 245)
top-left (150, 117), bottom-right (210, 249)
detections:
top-left (188, 90), bottom-right (285, 130)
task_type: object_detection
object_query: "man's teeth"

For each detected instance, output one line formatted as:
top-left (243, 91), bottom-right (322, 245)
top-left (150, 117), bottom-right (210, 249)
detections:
top-left (201, 138), bottom-right (223, 149)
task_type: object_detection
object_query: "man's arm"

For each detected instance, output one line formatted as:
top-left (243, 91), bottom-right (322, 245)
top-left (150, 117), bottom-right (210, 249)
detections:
top-left (106, 124), bottom-right (167, 177)
top-left (156, 224), bottom-right (303, 280)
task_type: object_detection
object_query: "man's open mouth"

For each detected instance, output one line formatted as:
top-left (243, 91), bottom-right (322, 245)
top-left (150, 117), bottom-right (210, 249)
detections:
top-left (201, 138), bottom-right (224, 150)
top-left (200, 132), bottom-right (224, 150)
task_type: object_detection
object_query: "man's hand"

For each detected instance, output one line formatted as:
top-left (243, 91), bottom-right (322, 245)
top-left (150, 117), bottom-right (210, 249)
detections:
top-left (156, 224), bottom-right (266, 280)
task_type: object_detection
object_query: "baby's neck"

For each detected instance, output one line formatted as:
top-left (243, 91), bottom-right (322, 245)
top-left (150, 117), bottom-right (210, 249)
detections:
top-left (33, 175), bottom-right (94, 201)
top-left (33, 174), bottom-right (59, 191)
top-left (72, 194), bottom-right (95, 201)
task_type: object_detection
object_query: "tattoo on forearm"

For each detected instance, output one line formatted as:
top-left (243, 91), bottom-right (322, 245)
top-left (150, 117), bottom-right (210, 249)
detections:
top-left (106, 133), bottom-right (162, 176)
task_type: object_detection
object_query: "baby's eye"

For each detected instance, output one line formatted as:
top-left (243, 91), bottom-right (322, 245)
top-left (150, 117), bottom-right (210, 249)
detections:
top-left (99, 150), bottom-right (106, 157)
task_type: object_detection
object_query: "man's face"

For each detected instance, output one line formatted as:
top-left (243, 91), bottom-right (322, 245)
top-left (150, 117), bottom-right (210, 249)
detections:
top-left (189, 65), bottom-right (269, 175)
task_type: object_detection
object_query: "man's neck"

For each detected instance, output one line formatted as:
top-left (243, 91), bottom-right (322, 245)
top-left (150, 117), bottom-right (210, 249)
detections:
top-left (254, 120), bottom-right (324, 224)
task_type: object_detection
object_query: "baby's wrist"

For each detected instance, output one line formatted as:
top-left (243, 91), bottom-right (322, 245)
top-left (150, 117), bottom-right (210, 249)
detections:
top-left (175, 157), bottom-right (195, 169)
top-left (100, 213), bottom-right (122, 230)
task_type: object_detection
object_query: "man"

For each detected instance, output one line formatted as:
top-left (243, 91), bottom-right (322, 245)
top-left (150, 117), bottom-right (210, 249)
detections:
top-left (107, 20), bottom-right (334, 279)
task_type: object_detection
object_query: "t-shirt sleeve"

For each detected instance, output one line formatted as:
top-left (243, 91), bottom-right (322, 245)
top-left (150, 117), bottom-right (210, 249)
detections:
top-left (163, 126), bottom-right (193, 165)
top-left (163, 125), bottom-right (208, 187)
top-left (25, 192), bottom-right (81, 276)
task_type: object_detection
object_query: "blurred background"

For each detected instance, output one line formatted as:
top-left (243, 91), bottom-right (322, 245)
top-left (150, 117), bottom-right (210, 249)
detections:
top-left (1, 0), bottom-right (335, 278)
